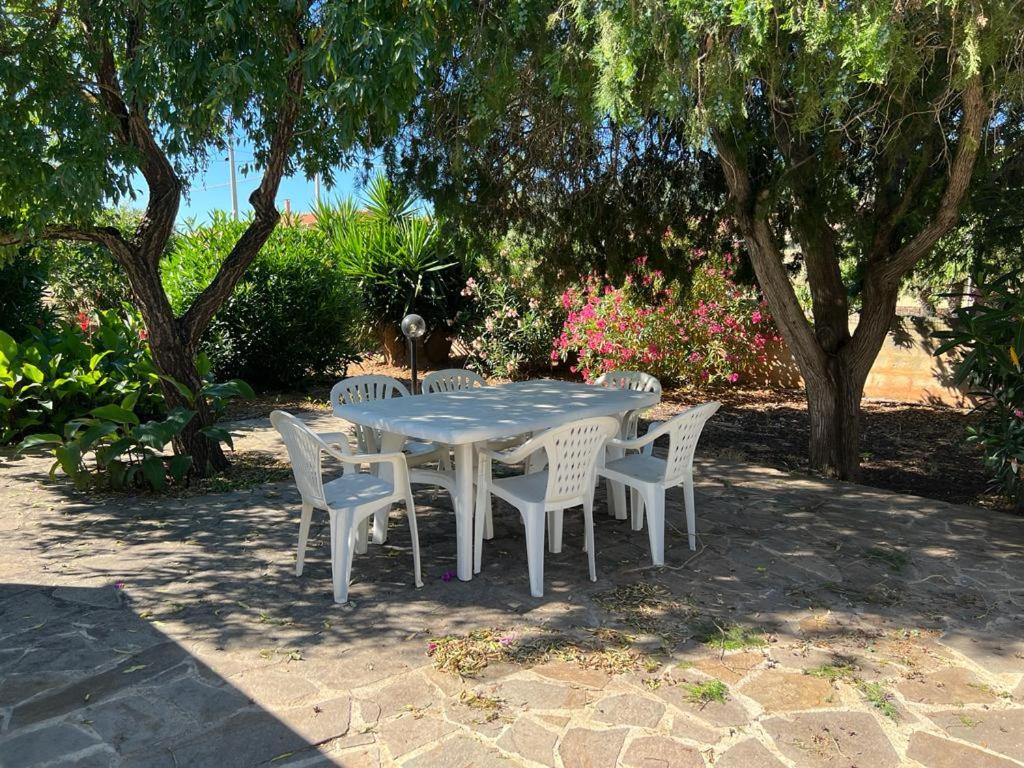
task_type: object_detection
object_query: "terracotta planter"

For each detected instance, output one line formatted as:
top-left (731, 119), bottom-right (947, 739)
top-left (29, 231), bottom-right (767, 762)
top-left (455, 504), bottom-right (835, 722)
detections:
top-left (375, 323), bottom-right (407, 365)
top-left (423, 331), bottom-right (453, 366)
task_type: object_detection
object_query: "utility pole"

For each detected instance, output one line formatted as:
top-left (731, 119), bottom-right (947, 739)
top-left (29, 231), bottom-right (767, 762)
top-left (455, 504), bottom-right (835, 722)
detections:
top-left (314, 172), bottom-right (322, 206)
top-left (227, 135), bottom-right (239, 221)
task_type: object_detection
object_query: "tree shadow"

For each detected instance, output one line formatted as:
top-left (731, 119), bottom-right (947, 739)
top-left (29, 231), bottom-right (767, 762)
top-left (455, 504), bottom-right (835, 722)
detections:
top-left (4, 409), bottom-right (1023, 762)
top-left (0, 582), bottom-right (356, 767)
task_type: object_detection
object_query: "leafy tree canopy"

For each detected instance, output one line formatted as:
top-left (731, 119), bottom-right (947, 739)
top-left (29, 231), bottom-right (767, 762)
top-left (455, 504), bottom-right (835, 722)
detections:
top-left (0, 0), bottom-right (452, 239)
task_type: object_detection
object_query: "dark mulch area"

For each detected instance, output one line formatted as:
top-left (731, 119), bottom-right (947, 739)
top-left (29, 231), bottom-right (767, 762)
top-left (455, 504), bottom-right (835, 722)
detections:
top-left (656, 388), bottom-right (1004, 512)
top-left (228, 358), bottom-right (1008, 514)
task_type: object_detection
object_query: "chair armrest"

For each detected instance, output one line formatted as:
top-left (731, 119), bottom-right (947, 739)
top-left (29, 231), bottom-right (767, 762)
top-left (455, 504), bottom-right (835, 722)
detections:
top-left (608, 420), bottom-right (667, 455)
top-left (477, 437), bottom-right (542, 466)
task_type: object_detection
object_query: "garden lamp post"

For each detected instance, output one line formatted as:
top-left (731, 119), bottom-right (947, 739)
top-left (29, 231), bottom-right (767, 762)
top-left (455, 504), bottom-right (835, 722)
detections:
top-left (401, 313), bottom-right (426, 394)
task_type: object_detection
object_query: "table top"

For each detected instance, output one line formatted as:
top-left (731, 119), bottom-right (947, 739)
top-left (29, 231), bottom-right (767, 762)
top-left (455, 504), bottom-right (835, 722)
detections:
top-left (333, 379), bottom-right (660, 445)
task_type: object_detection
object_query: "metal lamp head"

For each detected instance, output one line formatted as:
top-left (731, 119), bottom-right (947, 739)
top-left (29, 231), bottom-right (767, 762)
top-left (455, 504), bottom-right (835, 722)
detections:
top-left (401, 313), bottom-right (427, 340)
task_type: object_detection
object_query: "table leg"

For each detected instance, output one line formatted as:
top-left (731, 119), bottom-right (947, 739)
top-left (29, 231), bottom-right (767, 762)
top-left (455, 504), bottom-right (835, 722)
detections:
top-left (453, 442), bottom-right (475, 582)
top-left (607, 415), bottom-right (628, 520)
top-left (373, 432), bottom-right (405, 544)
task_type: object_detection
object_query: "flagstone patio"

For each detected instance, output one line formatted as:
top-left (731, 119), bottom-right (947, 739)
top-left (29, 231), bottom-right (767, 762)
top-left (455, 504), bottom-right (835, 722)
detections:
top-left (0, 411), bottom-right (1021, 767)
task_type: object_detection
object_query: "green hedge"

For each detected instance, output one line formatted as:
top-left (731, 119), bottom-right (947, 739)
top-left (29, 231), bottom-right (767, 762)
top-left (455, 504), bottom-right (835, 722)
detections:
top-left (162, 213), bottom-right (361, 390)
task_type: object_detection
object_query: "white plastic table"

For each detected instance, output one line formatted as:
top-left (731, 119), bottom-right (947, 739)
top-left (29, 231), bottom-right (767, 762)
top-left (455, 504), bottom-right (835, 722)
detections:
top-left (333, 379), bottom-right (661, 581)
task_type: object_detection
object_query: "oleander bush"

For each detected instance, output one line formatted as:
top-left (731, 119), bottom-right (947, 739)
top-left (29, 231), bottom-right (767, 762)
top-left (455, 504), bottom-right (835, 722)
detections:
top-left (554, 252), bottom-right (780, 386)
top-left (459, 234), bottom-right (564, 380)
top-left (936, 270), bottom-right (1024, 510)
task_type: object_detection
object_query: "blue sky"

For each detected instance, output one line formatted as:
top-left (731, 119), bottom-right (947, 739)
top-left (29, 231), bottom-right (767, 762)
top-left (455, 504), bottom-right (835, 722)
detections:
top-left (128, 141), bottom-right (380, 224)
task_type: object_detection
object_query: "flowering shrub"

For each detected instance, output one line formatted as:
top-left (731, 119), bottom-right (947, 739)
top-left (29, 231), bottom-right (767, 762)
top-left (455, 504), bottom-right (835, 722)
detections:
top-left (554, 254), bottom-right (781, 386)
top-left (459, 238), bottom-right (565, 380)
top-left (935, 270), bottom-right (1024, 510)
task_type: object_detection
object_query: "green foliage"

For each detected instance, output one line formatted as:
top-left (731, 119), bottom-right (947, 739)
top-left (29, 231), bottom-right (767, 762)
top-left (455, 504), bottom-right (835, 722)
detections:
top-left (21, 403), bottom-right (196, 492)
top-left (0, 2), bottom-right (456, 239)
top-left (40, 207), bottom-right (140, 316)
top-left (0, 308), bottom-right (163, 445)
top-left (316, 176), bottom-right (466, 335)
top-left (935, 271), bottom-right (1024, 509)
top-left (460, 234), bottom-right (565, 379)
top-left (163, 213), bottom-right (361, 390)
top-left (858, 681), bottom-right (899, 722)
top-left (0, 252), bottom-right (52, 338)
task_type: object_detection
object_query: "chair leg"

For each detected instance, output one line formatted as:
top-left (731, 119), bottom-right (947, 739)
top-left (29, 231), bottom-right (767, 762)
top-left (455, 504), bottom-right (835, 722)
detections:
top-left (440, 451), bottom-right (452, 472)
top-left (645, 490), bottom-right (665, 567)
top-left (372, 506), bottom-right (389, 545)
top-left (547, 509), bottom-right (563, 554)
top-left (683, 478), bottom-right (696, 551)
top-left (630, 488), bottom-right (644, 531)
top-left (611, 479), bottom-right (628, 521)
top-left (604, 478), bottom-right (616, 517)
top-left (354, 515), bottom-right (370, 555)
top-left (474, 482), bottom-right (488, 574)
top-left (296, 501), bottom-right (314, 576)
top-left (330, 511), bottom-right (356, 604)
top-left (524, 510), bottom-right (546, 598)
top-left (582, 497), bottom-right (597, 582)
top-left (484, 494), bottom-right (494, 540)
top-left (405, 493), bottom-right (423, 588)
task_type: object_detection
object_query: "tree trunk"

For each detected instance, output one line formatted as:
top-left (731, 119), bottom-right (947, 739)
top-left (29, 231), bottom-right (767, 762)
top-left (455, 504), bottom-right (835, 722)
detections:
top-left (805, 357), bottom-right (865, 480)
top-left (117, 240), bottom-right (231, 475)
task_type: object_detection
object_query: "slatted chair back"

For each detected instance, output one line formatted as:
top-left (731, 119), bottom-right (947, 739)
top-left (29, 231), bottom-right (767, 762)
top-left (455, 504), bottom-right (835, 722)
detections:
top-left (422, 369), bottom-right (487, 394)
top-left (330, 375), bottom-right (410, 453)
top-left (663, 402), bottom-right (721, 484)
top-left (540, 416), bottom-right (619, 504)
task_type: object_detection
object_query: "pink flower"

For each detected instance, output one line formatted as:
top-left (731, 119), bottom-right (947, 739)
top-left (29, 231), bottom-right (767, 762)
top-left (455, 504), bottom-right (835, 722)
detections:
top-left (499, 636), bottom-right (514, 647)
top-left (1015, 408), bottom-right (1024, 419)
top-left (688, 351), bottom-right (702, 362)
top-left (727, 372), bottom-right (740, 383)
top-left (427, 642), bottom-right (437, 654)
top-left (751, 310), bottom-right (762, 324)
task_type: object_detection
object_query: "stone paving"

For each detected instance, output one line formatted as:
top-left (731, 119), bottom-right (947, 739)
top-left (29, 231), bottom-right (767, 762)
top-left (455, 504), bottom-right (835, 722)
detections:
top-left (0, 411), bottom-right (1022, 767)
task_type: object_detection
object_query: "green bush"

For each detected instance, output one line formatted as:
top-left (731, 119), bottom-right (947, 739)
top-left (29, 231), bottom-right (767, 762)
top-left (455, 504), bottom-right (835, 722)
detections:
top-left (162, 212), bottom-right (360, 390)
top-left (21, 357), bottom-right (253, 492)
top-left (459, 235), bottom-right (564, 379)
top-left (0, 252), bottom-right (52, 338)
top-left (936, 270), bottom-right (1024, 510)
top-left (316, 176), bottom-right (466, 339)
top-left (42, 207), bottom-right (139, 316)
top-left (0, 307), bottom-right (164, 445)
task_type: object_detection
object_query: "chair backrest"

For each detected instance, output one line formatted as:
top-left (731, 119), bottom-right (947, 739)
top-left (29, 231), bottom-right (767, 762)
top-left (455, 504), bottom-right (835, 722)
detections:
top-left (271, 410), bottom-right (351, 507)
top-left (330, 375), bottom-right (409, 452)
top-left (539, 416), bottom-right (620, 504)
top-left (594, 370), bottom-right (662, 396)
top-left (422, 368), bottom-right (486, 394)
top-left (663, 402), bottom-right (720, 484)
top-left (594, 370), bottom-right (662, 438)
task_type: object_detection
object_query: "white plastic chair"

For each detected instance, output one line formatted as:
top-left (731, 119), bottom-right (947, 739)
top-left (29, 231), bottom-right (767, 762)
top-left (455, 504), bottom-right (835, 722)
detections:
top-left (271, 410), bottom-right (423, 604)
top-left (330, 375), bottom-right (450, 470)
top-left (474, 416), bottom-right (620, 597)
top-left (422, 368), bottom-right (487, 393)
top-left (596, 402), bottom-right (720, 565)
top-left (593, 371), bottom-right (663, 519)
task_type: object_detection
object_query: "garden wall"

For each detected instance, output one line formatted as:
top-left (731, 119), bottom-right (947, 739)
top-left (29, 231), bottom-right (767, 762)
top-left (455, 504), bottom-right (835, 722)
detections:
top-left (749, 315), bottom-right (970, 407)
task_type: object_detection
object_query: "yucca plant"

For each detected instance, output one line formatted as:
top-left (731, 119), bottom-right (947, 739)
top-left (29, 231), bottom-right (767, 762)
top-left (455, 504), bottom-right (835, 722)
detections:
top-left (315, 176), bottom-right (463, 339)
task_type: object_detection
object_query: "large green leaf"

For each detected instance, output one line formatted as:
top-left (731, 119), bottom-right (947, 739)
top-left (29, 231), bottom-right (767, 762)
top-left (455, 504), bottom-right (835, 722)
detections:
top-left (0, 330), bottom-right (16, 364)
top-left (89, 404), bottom-right (140, 425)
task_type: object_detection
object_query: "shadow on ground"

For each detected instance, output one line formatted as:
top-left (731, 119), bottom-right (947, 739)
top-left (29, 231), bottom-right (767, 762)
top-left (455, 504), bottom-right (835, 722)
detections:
top-left (1, 410), bottom-right (1022, 766)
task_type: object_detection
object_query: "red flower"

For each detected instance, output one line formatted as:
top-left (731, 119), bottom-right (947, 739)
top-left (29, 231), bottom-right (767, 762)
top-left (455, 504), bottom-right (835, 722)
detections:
top-left (77, 311), bottom-right (91, 333)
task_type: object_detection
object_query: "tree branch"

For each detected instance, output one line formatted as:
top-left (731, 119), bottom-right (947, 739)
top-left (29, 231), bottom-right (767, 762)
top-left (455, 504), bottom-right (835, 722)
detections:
top-left (712, 127), bottom-right (828, 380)
top-left (875, 76), bottom-right (987, 283)
top-left (180, 30), bottom-right (305, 348)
